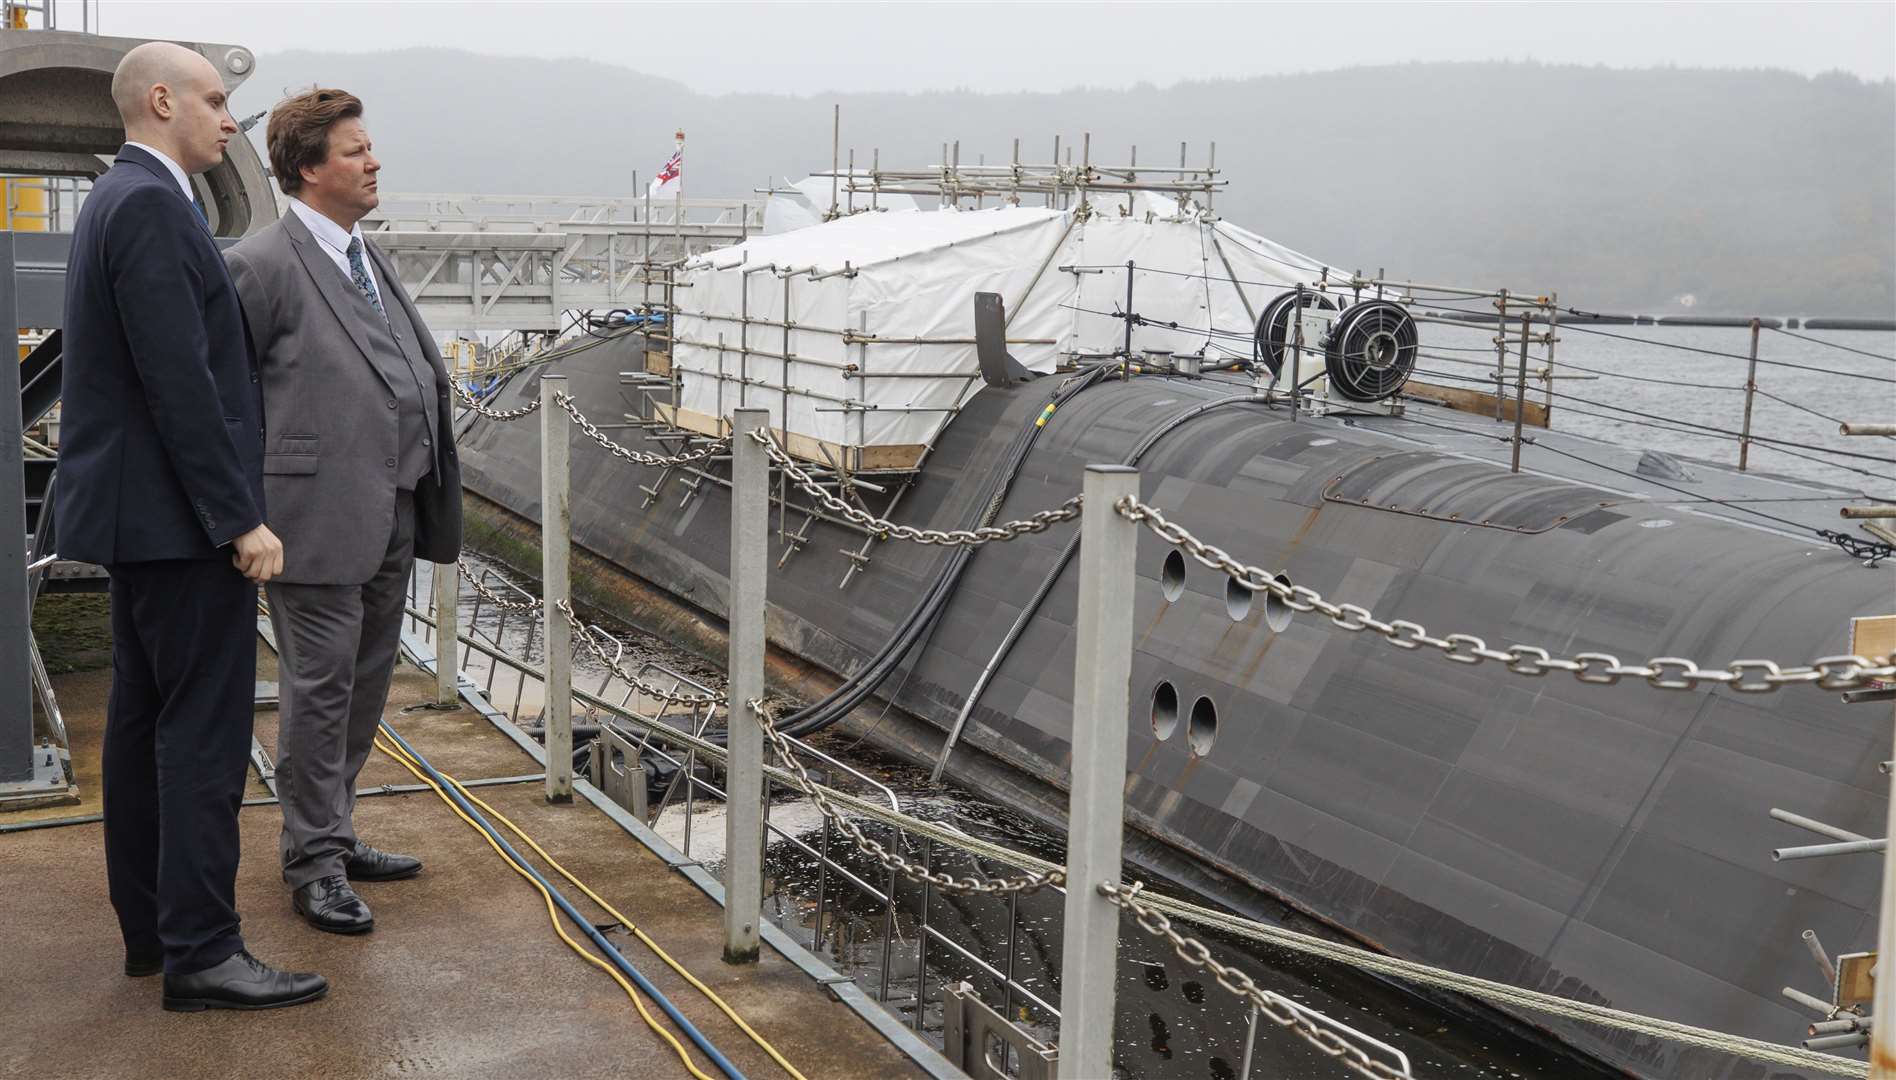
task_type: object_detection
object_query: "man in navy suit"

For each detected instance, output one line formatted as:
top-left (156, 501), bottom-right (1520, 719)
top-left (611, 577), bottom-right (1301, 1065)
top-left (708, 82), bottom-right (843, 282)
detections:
top-left (57, 41), bottom-right (325, 1012)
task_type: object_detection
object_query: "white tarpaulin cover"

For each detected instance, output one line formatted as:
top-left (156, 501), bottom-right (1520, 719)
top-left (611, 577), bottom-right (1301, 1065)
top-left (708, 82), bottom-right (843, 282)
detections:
top-left (672, 196), bottom-right (1331, 453)
top-left (761, 175), bottom-right (927, 235)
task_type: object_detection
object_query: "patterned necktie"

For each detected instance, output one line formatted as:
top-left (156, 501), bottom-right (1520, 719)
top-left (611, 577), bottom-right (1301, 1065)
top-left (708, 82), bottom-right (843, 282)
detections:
top-left (345, 236), bottom-right (387, 319)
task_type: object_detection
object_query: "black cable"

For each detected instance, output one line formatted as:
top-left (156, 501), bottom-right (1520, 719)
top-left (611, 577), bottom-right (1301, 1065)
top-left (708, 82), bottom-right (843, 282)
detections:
top-left (1752, 387), bottom-right (1893, 437)
top-left (1766, 326), bottom-right (1896, 363)
top-left (1555, 361), bottom-right (1744, 391)
top-left (752, 362), bottom-right (1119, 741)
top-left (943, 392), bottom-right (1280, 745)
top-left (1539, 403), bottom-right (1896, 483)
top-left (1531, 441), bottom-right (1892, 567)
top-left (1529, 442), bottom-right (1819, 534)
top-left (1378, 407), bottom-right (1896, 505)
top-left (1412, 368), bottom-right (1495, 386)
top-left (1070, 297), bottom-right (1886, 474)
top-left (1554, 321), bottom-right (1896, 385)
top-left (1549, 390), bottom-right (1896, 466)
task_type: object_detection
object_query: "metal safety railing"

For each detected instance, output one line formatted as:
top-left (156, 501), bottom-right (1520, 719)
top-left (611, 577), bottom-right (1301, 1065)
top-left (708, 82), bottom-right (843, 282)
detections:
top-left (398, 559), bottom-right (1081, 1054)
top-left (448, 366), bottom-right (1896, 1076)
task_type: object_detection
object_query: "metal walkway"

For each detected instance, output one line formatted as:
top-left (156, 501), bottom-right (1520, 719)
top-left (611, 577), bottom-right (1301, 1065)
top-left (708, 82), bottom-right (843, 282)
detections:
top-left (361, 193), bottom-right (764, 335)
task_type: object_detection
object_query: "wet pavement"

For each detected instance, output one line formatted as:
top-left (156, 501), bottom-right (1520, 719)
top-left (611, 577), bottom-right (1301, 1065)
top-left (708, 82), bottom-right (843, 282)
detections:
top-left (0, 646), bottom-right (929, 1080)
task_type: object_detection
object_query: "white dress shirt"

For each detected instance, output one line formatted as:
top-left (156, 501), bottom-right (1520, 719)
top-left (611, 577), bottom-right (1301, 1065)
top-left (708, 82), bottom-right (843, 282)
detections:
top-left (289, 197), bottom-right (379, 299)
top-left (123, 141), bottom-right (195, 205)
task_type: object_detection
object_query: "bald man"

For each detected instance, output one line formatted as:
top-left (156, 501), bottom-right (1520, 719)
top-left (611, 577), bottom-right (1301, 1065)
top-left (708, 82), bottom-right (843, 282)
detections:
top-left (58, 42), bottom-right (325, 1012)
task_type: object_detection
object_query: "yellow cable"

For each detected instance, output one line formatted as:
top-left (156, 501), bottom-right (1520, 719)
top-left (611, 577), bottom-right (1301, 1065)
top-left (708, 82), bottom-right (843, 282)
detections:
top-left (371, 735), bottom-right (718, 1080)
top-left (394, 744), bottom-right (811, 1080)
top-left (374, 731), bottom-right (809, 1080)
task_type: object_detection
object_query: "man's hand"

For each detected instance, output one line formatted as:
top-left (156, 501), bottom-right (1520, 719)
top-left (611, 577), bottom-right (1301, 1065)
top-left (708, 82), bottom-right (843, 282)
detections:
top-left (232, 524), bottom-right (285, 584)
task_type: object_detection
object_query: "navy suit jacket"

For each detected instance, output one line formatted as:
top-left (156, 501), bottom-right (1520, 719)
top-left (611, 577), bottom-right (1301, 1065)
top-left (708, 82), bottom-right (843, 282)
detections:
top-left (57, 144), bottom-right (265, 564)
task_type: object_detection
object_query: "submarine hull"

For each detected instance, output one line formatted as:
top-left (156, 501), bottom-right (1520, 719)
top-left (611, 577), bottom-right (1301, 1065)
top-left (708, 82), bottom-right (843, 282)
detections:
top-left (456, 336), bottom-right (1891, 1079)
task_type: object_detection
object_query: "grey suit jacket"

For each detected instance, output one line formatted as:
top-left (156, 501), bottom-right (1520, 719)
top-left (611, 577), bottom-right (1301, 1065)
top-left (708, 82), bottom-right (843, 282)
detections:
top-left (226, 211), bottom-right (462, 585)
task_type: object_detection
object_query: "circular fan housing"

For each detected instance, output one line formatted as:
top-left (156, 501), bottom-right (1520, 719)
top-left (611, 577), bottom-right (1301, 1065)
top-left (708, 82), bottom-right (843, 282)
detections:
top-left (1253, 290), bottom-right (1338, 377)
top-left (1323, 300), bottom-right (1418, 402)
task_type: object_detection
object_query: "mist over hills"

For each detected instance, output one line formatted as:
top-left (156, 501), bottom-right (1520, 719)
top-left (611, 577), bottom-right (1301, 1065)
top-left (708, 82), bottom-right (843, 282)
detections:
top-left (236, 50), bottom-right (1895, 315)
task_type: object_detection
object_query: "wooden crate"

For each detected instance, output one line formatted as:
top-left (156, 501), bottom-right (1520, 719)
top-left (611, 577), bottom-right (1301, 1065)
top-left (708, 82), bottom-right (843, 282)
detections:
top-left (1405, 379), bottom-right (1550, 428)
top-left (655, 404), bottom-right (926, 473)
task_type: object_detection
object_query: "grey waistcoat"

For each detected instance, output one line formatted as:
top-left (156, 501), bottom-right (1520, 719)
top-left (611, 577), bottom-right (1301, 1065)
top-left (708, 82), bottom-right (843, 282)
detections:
top-left (350, 273), bottom-right (440, 490)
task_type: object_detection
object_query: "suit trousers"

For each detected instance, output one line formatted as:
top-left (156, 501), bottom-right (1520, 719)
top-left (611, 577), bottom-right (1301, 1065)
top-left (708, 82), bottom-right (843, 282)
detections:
top-left (103, 558), bottom-right (256, 975)
top-left (267, 490), bottom-right (415, 889)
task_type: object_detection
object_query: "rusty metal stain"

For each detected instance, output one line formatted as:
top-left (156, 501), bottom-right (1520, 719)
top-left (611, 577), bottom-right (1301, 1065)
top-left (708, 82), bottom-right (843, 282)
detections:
top-left (1238, 633), bottom-right (1279, 686)
top-left (1134, 741), bottom-right (1160, 773)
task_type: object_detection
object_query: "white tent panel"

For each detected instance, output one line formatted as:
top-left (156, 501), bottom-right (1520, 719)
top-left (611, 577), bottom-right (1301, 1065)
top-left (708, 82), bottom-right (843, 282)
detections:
top-left (675, 208), bottom-right (1072, 450)
top-left (671, 201), bottom-right (1340, 462)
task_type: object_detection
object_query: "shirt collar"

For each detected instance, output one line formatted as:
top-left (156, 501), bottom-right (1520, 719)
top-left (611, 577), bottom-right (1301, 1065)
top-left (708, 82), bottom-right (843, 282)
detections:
top-left (289, 197), bottom-right (366, 259)
top-left (123, 141), bottom-right (195, 205)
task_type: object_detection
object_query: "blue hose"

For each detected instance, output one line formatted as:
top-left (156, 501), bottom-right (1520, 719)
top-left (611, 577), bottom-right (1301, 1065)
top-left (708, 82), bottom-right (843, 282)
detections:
top-left (378, 722), bottom-right (748, 1080)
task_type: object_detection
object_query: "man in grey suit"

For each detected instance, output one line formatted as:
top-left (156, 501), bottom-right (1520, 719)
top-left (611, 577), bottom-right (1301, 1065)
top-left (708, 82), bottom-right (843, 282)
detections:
top-left (226, 88), bottom-right (462, 935)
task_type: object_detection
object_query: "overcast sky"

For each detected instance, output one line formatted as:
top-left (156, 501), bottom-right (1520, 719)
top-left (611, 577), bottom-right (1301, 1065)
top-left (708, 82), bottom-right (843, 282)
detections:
top-left (59, 1), bottom-right (1896, 94)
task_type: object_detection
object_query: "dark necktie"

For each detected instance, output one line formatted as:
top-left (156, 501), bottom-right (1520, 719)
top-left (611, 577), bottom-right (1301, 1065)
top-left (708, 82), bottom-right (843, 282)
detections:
top-left (345, 236), bottom-right (387, 319)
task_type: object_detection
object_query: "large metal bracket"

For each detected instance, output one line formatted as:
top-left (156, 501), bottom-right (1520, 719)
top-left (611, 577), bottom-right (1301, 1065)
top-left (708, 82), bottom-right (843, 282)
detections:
top-left (595, 723), bottom-right (651, 821)
top-left (942, 981), bottom-right (1058, 1080)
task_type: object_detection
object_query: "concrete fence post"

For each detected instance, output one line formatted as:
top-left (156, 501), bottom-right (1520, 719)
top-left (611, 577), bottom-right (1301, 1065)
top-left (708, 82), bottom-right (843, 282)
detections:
top-left (540, 374), bottom-right (572, 804)
top-left (433, 560), bottom-right (459, 706)
top-left (1058, 464), bottom-right (1140, 1079)
top-left (724, 408), bottom-right (769, 964)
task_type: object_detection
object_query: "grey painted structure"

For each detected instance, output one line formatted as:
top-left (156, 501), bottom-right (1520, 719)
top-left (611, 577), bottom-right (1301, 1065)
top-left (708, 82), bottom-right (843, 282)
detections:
top-left (456, 333), bottom-right (1893, 1079)
top-left (2, 235), bottom-right (31, 785)
top-left (0, 30), bottom-right (276, 236)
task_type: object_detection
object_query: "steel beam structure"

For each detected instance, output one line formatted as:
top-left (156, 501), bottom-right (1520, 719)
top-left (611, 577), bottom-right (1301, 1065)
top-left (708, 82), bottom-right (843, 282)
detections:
top-left (723, 408), bottom-right (768, 964)
top-left (361, 194), bottom-right (762, 336)
top-left (2, 233), bottom-right (33, 785)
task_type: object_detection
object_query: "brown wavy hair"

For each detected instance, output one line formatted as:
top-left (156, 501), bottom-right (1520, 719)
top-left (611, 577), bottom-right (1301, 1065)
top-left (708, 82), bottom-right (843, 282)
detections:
top-left (265, 87), bottom-right (362, 196)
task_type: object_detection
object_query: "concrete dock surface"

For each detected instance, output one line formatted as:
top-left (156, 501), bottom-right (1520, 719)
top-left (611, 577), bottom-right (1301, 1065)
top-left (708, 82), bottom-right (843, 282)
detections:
top-left (1, 646), bottom-right (930, 1080)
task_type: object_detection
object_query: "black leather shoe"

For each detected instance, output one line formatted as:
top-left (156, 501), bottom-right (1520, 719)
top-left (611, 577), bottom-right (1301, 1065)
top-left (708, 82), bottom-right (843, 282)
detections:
top-left (345, 841), bottom-right (422, 882)
top-left (125, 947), bottom-right (163, 978)
top-left (162, 950), bottom-right (327, 1012)
top-left (292, 875), bottom-right (374, 935)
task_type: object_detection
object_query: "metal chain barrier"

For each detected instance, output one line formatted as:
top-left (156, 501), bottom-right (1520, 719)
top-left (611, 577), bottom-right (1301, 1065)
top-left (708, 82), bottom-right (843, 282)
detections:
top-left (748, 698), bottom-right (1065, 896)
top-left (444, 563), bottom-right (725, 706)
top-left (1116, 496), bottom-right (1896, 693)
top-left (558, 393), bottom-right (731, 468)
top-left (1125, 885), bottom-right (1867, 1077)
top-left (588, 671), bottom-right (1870, 1074)
top-left (1104, 882), bottom-right (1411, 1080)
top-left (452, 379), bottom-right (542, 421)
top-left (456, 558), bottom-right (543, 614)
top-left (559, 599), bottom-right (727, 707)
top-left (747, 429), bottom-right (1083, 546)
top-left (425, 600), bottom-right (1864, 1080)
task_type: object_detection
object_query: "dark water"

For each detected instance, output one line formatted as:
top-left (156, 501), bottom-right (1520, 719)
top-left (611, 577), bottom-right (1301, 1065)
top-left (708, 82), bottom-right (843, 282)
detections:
top-left (692, 739), bottom-right (1611, 1080)
top-left (421, 549), bottom-right (1610, 1080)
top-left (1413, 322), bottom-right (1895, 491)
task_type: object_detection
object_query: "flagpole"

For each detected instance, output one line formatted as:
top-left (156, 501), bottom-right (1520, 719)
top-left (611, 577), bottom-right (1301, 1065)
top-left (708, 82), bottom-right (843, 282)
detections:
top-left (673, 128), bottom-right (685, 266)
